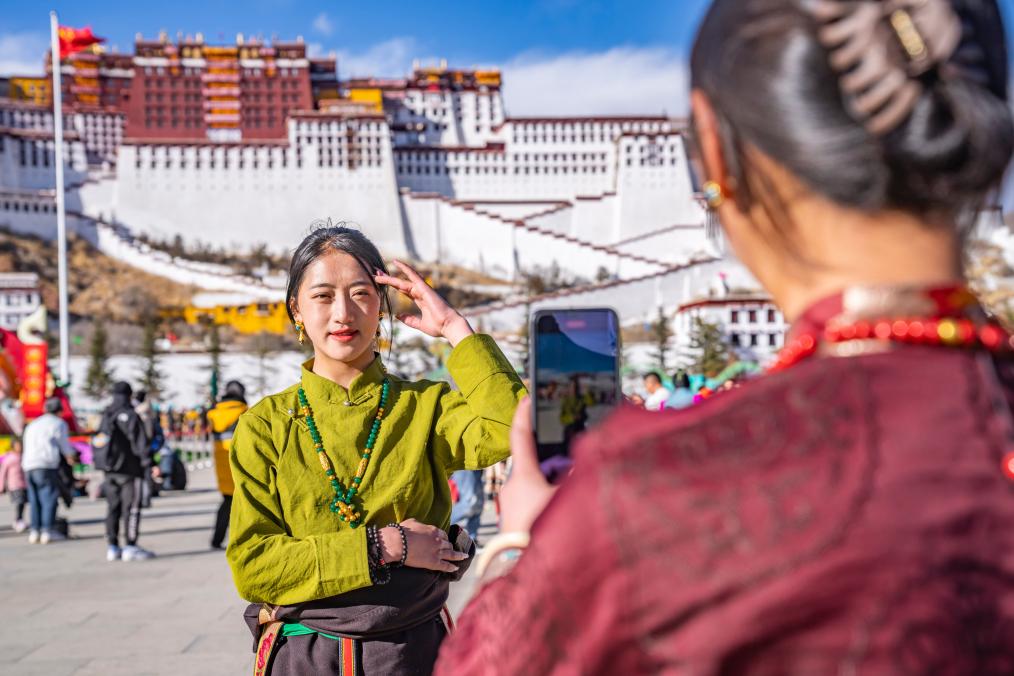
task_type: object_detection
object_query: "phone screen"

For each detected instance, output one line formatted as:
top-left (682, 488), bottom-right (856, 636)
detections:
top-left (532, 309), bottom-right (620, 478)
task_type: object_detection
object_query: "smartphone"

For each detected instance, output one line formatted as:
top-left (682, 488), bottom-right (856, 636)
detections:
top-left (530, 308), bottom-right (621, 481)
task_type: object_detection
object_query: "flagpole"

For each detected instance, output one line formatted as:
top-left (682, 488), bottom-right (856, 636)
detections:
top-left (49, 11), bottom-right (70, 385)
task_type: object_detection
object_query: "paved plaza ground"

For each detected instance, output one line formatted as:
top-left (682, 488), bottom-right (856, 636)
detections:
top-left (0, 465), bottom-right (489, 675)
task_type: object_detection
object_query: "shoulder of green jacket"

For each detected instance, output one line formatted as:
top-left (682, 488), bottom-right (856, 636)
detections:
top-left (243, 382), bottom-right (299, 423)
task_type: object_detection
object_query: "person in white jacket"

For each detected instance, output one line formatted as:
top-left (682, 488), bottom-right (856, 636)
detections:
top-left (642, 372), bottom-right (672, 412)
top-left (21, 397), bottom-right (73, 544)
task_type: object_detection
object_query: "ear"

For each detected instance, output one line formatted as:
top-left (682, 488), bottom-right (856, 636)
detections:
top-left (289, 300), bottom-right (301, 325)
top-left (690, 89), bottom-right (730, 193)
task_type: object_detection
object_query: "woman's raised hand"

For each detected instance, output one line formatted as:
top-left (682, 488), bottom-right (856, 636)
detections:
top-left (374, 260), bottom-right (474, 347)
top-left (380, 518), bottom-right (467, 574)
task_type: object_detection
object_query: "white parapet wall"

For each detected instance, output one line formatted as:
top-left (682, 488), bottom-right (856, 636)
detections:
top-left (92, 221), bottom-right (285, 296)
top-left (112, 141), bottom-right (409, 255)
top-left (463, 258), bottom-right (760, 332)
top-left (0, 189), bottom-right (98, 245)
top-left (612, 133), bottom-right (704, 243)
top-left (398, 192), bottom-right (666, 281)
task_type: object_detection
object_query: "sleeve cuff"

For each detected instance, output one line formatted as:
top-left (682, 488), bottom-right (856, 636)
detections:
top-left (446, 334), bottom-right (516, 397)
top-left (315, 526), bottom-right (372, 594)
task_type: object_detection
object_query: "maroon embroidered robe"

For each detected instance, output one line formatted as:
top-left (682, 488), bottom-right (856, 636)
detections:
top-left (437, 302), bottom-right (1014, 674)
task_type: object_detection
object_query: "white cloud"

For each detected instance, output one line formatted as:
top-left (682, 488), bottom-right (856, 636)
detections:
top-left (0, 31), bottom-right (48, 77)
top-left (501, 46), bottom-right (689, 117)
top-left (312, 12), bottom-right (334, 37)
top-left (337, 37), bottom-right (420, 79)
top-left (330, 41), bottom-right (688, 117)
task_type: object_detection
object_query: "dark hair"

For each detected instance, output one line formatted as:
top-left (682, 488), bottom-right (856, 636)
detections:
top-left (690, 0), bottom-right (1012, 222)
top-left (672, 371), bottom-right (691, 389)
top-left (44, 397), bottom-right (62, 415)
top-left (643, 371), bottom-right (663, 384)
top-left (285, 221), bottom-right (392, 335)
top-left (224, 380), bottom-right (246, 399)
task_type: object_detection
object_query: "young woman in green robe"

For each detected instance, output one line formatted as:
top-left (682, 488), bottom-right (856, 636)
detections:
top-left (226, 223), bottom-right (526, 675)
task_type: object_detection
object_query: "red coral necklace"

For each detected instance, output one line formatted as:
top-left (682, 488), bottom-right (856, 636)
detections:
top-left (770, 285), bottom-right (1013, 373)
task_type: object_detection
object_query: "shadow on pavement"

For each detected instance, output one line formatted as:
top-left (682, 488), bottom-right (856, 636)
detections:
top-left (153, 548), bottom-right (226, 560)
top-left (66, 524), bottom-right (216, 541)
top-left (69, 508), bottom-right (216, 526)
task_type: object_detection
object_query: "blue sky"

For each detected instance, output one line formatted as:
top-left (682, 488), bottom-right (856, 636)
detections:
top-left (0, 0), bottom-right (717, 117)
top-left (0, 1), bottom-right (710, 68)
top-left (0, 0), bottom-right (1011, 117)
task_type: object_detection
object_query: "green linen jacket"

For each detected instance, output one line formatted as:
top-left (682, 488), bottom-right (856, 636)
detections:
top-left (226, 334), bottom-right (525, 605)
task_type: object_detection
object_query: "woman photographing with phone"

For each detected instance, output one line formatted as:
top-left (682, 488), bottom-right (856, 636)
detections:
top-left (227, 223), bottom-right (524, 675)
top-left (440, 0), bottom-right (1014, 673)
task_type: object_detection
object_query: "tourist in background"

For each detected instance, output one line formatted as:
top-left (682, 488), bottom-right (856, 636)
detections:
top-left (449, 469), bottom-right (484, 545)
top-left (665, 371), bottom-right (695, 410)
top-left (641, 371), bottom-right (671, 411)
top-left (0, 438), bottom-right (27, 532)
top-left (96, 381), bottom-right (154, 561)
top-left (21, 397), bottom-right (73, 544)
top-left (227, 223), bottom-right (525, 674)
top-left (438, 0), bottom-right (1014, 672)
top-left (207, 379), bottom-right (247, 550)
top-left (134, 390), bottom-right (164, 505)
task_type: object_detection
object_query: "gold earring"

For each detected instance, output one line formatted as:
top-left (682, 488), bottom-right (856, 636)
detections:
top-left (703, 180), bottom-right (725, 209)
top-left (294, 322), bottom-right (305, 345)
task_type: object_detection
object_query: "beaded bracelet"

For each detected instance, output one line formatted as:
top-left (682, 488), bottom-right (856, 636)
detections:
top-left (475, 531), bottom-right (531, 581)
top-left (366, 525), bottom-right (392, 585)
top-left (370, 532), bottom-right (392, 585)
top-left (387, 522), bottom-right (408, 568)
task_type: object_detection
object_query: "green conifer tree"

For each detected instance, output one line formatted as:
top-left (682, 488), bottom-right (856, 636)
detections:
top-left (83, 320), bottom-right (112, 398)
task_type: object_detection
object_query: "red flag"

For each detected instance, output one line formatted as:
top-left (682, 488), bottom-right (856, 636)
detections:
top-left (57, 26), bottom-right (104, 59)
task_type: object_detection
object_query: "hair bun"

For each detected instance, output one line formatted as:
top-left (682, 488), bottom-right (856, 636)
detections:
top-left (807, 0), bottom-right (963, 135)
top-left (691, 0), bottom-right (1011, 218)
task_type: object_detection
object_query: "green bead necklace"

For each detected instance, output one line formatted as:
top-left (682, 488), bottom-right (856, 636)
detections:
top-left (297, 379), bottom-right (390, 529)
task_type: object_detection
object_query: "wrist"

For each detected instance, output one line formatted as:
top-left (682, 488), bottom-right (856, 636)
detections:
top-left (475, 531), bottom-right (530, 582)
top-left (379, 526), bottom-right (403, 563)
top-left (442, 314), bottom-right (474, 347)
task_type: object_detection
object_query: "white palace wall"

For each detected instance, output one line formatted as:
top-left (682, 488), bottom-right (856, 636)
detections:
top-left (112, 140), bottom-right (408, 255)
top-left (104, 122), bottom-right (704, 278)
top-left (2, 105), bottom-right (715, 291)
top-left (570, 194), bottom-right (618, 243)
top-left (463, 257), bottom-right (764, 333)
top-left (398, 192), bottom-right (663, 281)
top-left (0, 189), bottom-right (98, 244)
top-left (459, 201), bottom-right (564, 221)
top-left (613, 134), bottom-right (704, 241)
top-left (0, 132), bottom-right (88, 191)
top-left (612, 225), bottom-right (713, 265)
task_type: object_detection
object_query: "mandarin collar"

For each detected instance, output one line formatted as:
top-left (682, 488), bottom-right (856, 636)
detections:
top-left (300, 353), bottom-right (386, 406)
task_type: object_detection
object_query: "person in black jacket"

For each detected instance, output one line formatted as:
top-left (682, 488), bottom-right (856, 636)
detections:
top-left (99, 381), bottom-right (154, 562)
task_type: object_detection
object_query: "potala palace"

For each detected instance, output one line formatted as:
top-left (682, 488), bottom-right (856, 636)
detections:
top-left (0, 34), bottom-right (844, 362)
